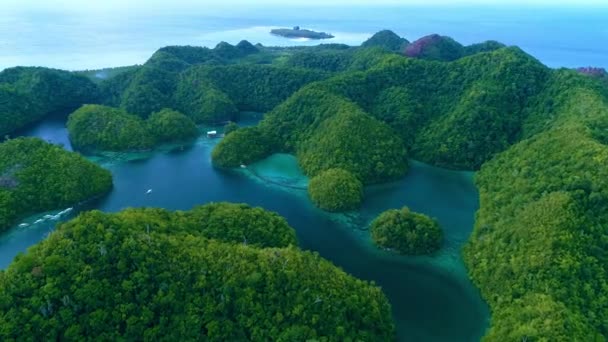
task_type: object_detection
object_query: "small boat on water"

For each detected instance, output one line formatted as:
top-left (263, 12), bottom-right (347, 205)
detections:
top-left (146, 189), bottom-right (153, 194)
top-left (18, 223), bottom-right (29, 228)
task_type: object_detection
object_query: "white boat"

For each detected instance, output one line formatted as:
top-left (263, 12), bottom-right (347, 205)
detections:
top-left (207, 130), bottom-right (218, 138)
top-left (240, 164), bottom-right (247, 168)
top-left (146, 189), bottom-right (153, 194)
top-left (18, 223), bottom-right (29, 228)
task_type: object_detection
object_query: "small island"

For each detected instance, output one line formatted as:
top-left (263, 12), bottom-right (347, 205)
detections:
top-left (308, 168), bottom-right (363, 212)
top-left (67, 105), bottom-right (199, 152)
top-left (271, 26), bottom-right (334, 40)
top-left (371, 207), bottom-right (443, 255)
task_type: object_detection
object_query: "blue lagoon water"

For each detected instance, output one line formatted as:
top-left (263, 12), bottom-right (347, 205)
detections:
top-left (2, 117), bottom-right (489, 341)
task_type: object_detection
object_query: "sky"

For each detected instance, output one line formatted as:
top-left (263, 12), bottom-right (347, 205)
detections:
top-left (4, 0), bottom-right (608, 11)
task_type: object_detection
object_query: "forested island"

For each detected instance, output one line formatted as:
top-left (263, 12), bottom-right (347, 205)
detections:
top-left (67, 105), bottom-right (198, 152)
top-left (271, 26), bottom-right (334, 40)
top-left (1, 29), bottom-right (608, 340)
top-left (371, 207), bottom-right (443, 255)
top-left (0, 138), bottom-right (112, 231)
top-left (0, 203), bottom-right (394, 340)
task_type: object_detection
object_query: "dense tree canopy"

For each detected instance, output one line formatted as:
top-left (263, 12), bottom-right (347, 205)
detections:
top-left (68, 105), bottom-right (200, 152)
top-left (183, 202), bottom-right (297, 247)
top-left (211, 127), bottom-right (277, 168)
top-left (146, 108), bottom-right (198, 143)
top-left (0, 85), bottom-right (32, 136)
top-left (0, 67), bottom-right (100, 135)
top-left (67, 105), bottom-right (155, 152)
top-left (120, 66), bottom-right (177, 118)
top-left (308, 168), bottom-right (363, 212)
top-left (370, 207), bottom-right (443, 255)
top-left (297, 107), bottom-right (409, 183)
top-left (0, 204), bottom-right (395, 340)
top-left (178, 65), bottom-right (329, 113)
top-left (214, 87), bottom-right (409, 184)
top-left (361, 30), bottom-right (409, 52)
top-left (0, 137), bottom-right (112, 232)
top-left (464, 72), bottom-right (608, 340)
top-left (173, 76), bottom-right (238, 124)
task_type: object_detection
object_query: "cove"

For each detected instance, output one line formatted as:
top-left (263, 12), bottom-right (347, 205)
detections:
top-left (1, 116), bottom-right (489, 341)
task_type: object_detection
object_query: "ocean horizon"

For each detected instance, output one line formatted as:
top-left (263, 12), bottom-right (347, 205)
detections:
top-left (1, 4), bottom-right (607, 71)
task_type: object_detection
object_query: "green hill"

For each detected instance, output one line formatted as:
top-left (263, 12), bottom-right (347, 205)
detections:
top-left (0, 137), bottom-right (112, 231)
top-left (0, 203), bottom-right (395, 341)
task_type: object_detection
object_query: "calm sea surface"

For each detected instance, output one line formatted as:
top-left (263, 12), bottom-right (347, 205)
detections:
top-left (0, 5), bottom-right (607, 70)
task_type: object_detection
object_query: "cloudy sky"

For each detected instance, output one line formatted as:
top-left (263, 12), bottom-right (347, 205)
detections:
top-left (4, 0), bottom-right (608, 10)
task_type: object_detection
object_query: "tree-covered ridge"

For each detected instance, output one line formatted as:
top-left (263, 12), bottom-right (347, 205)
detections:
top-left (67, 105), bottom-right (198, 152)
top-left (318, 46), bottom-right (549, 169)
top-left (99, 57), bottom-right (329, 123)
top-left (404, 34), bottom-right (506, 62)
top-left (283, 46), bottom-right (396, 73)
top-left (464, 71), bottom-right (608, 340)
top-left (361, 30), bottom-right (410, 52)
top-left (0, 67), bottom-right (100, 135)
top-left (146, 108), bottom-right (198, 143)
top-left (0, 137), bottom-right (112, 232)
top-left (213, 86), bottom-right (409, 184)
top-left (214, 46), bottom-right (549, 181)
top-left (0, 204), bottom-right (395, 341)
top-left (177, 65), bottom-right (330, 114)
top-left (183, 202), bottom-right (297, 248)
